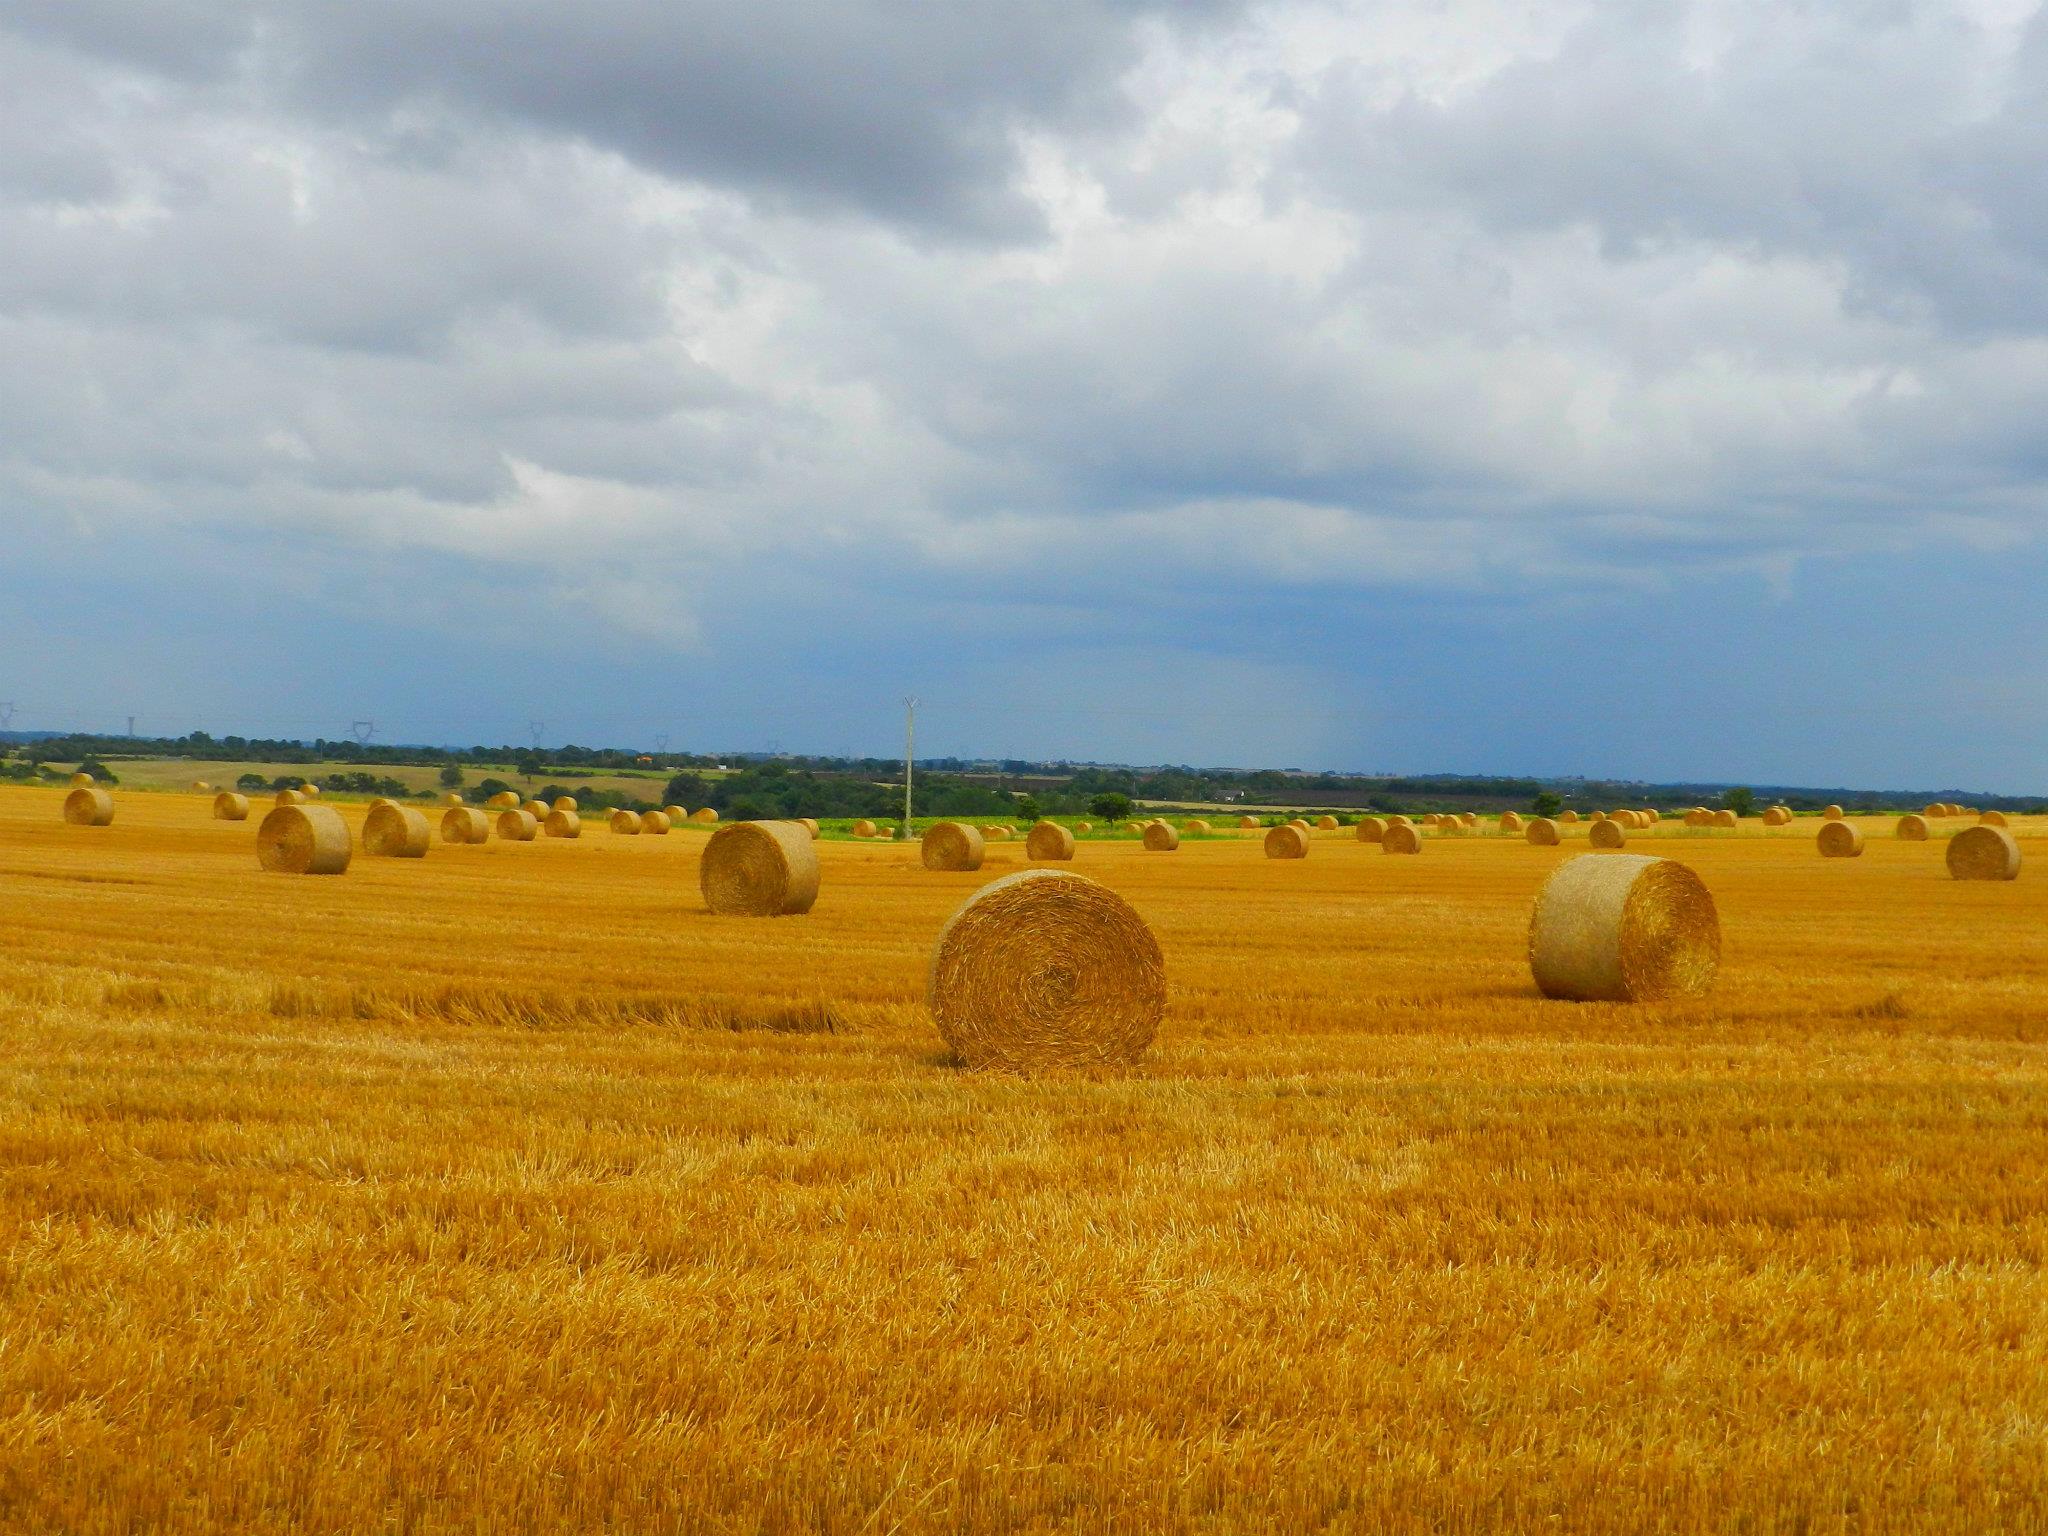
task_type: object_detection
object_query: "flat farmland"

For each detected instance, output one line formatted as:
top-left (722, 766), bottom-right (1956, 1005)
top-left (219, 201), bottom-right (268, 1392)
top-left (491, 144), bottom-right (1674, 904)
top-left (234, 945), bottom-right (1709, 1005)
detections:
top-left (1, 787), bottom-right (2044, 1532)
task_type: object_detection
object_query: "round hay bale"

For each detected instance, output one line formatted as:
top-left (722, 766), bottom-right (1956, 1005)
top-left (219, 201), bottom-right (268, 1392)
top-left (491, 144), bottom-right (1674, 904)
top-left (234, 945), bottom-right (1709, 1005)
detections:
top-left (1026, 821), bottom-right (1075, 861)
top-left (301, 785), bottom-right (321, 799)
top-left (440, 807), bottom-right (489, 844)
top-left (927, 870), bottom-right (1162, 1072)
top-left (257, 804), bottom-right (352, 876)
top-left (690, 808), bottom-right (719, 824)
top-left (1711, 809), bottom-right (1738, 828)
top-left (1762, 806), bottom-right (1793, 827)
top-left (664, 805), bottom-right (690, 825)
top-left (1460, 812), bottom-right (1478, 828)
top-left (1645, 809), bottom-right (1662, 824)
top-left (544, 809), bottom-right (582, 839)
top-left (521, 799), bottom-right (549, 820)
top-left (1947, 825), bottom-right (2020, 881)
top-left (1499, 811), bottom-right (1524, 833)
top-left (1355, 816), bottom-right (1387, 843)
top-left (63, 787), bottom-right (114, 826)
top-left (853, 819), bottom-right (878, 838)
top-left (1143, 822), bottom-right (1179, 851)
top-left (608, 809), bottom-right (640, 835)
top-left (1817, 821), bottom-right (1864, 858)
top-left (1383, 823), bottom-right (1422, 855)
top-left (1182, 818), bottom-right (1209, 835)
top-left (443, 793), bottom-right (464, 807)
top-left (191, 781), bottom-right (211, 793)
top-left (363, 803), bottom-right (430, 858)
top-left (69, 772), bottom-right (94, 788)
top-left (1386, 815), bottom-right (1411, 827)
top-left (700, 821), bottom-right (820, 916)
top-left (797, 817), bottom-right (820, 838)
top-left (1589, 818), bottom-right (1627, 850)
top-left (1683, 808), bottom-right (1708, 827)
top-left (1896, 815), bottom-right (1929, 841)
top-left (1528, 854), bottom-right (1718, 1002)
top-left (212, 792), bottom-right (250, 822)
top-left (1559, 810), bottom-right (1580, 824)
top-left (1265, 824), bottom-right (1308, 859)
top-left (923, 822), bottom-right (986, 871)
top-left (1924, 803), bottom-right (1946, 818)
top-left (1075, 821), bottom-right (1093, 833)
top-left (1590, 811), bottom-right (1607, 824)
top-left (1314, 814), bottom-right (1338, 831)
top-left (1823, 805), bottom-right (1844, 821)
top-left (1238, 816), bottom-right (1260, 829)
top-left (497, 809), bottom-right (539, 842)
top-left (1526, 817), bottom-right (1561, 846)
top-left (640, 811), bottom-right (672, 835)
top-left (552, 796), bottom-right (579, 814)
top-left (1422, 813), bottom-right (1442, 828)
top-left (1980, 809), bottom-right (2009, 827)
top-left (370, 798), bottom-right (399, 812)
top-left (487, 791), bottom-right (520, 811)
top-left (275, 789), bottom-right (304, 807)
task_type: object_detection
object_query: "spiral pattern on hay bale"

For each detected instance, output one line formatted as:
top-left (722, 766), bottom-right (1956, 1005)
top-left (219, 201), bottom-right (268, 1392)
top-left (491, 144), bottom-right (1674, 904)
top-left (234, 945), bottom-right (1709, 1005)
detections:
top-left (1589, 818), bottom-right (1627, 850)
top-left (700, 821), bottom-right (820, 916)
top-left (544, 810), bottom-right (581, 839)
top-left (922, 822), bottom-right (986, 871)
top-left (640, 811), bottom-right (672, 836)
top-left (364, 803), bottom-right (430, 858)
top-left (258, 804), bottom-right (352, 876)
top-left (63, 787), bottom-right (114, 826)
top-left (927, 870), bottom-right (1162, 1072)
top-left (1947, 825), bottom-right (2020, 881)
top-left (497, 809), bottom-right (539, 842)
top-left (1817, 821), bottom-right (1864, 859)
top-left (1265, 824), bottom-right (1308, 859)
top-left (487, 791), bottom-right (520, 811)
top-left (1026, 821), bottom-right (1075, 861)
top-left (212, 792), bottom-right (250, 822)
top-left (1383, 823), bottom-right (1422, 854)
top-left (440, 807), bottom-right (490, 845)
top-left (1525, 818), bottom-right (1560, 846)
top-left (1529, 854), bottom-right (1719, 1003)
top-left (1355, 817), bottom-right (1387, 843)
top-left (1896, 815), bottom-right (1929, 842)
top-left (1142, 822), bottom-right (1179, 851)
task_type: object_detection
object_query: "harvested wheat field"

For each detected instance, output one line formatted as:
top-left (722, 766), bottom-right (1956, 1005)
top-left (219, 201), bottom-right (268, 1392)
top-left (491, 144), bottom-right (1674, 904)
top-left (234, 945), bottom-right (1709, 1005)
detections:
top-left (3, 789), bottom-right (2047, 1532)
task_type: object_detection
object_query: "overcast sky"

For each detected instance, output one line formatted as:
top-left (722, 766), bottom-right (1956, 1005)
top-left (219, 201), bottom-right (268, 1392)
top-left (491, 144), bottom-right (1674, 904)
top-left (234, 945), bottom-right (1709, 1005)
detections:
top-left (5, 1), bottom-right (2048, 788)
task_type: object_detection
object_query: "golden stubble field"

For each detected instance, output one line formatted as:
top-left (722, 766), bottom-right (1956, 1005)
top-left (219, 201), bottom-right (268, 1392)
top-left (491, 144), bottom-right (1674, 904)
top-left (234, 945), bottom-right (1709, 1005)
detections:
top-left (2, 788), bottom-right (2045, 1533)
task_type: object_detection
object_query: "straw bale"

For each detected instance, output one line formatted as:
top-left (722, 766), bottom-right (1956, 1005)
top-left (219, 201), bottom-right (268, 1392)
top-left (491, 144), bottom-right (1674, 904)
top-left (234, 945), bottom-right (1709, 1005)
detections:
top-left (1143, 821), bottom-right (1180, 851)
top-left (441, 807), bottom-right (490, 844)
top-left (640, 811), bottom-right (672, 835)
top-left (1528, 854), bottom-right (1719, 1002)
top-left (1265, 824), bottom-right (1308, 859)
top-left (63, 787), bottom-right (114, 826)
top-left (1817, 821), bottom-right (1864, 858)
top-left (545, 809), bottom-right (582, 839)
top-left (922, 822), bottom-right (986, 872)
top-left (258, 804), bottom-right (352, 876)
top-left (1026, 821), bottom-right (1076, 861)
top-left (212, 792), bottom-right (250, 822)
top-left (1896, 815), bottom-right (1929, 841)
top-left (700, 821), bottom-right (820, 916)
top-left (1526, 817), bottom-right (1560, 846)
top-left (364, 803), bottom-right (430, 858)
top-left (1947, 825), bottom-right (2020, 881)
top-left (1383, 822), bottom-right (1422, 854)
top-left (497, 809), bottom-right (539, 842)
top-left (608, 809), bottom-right (640, 835)
top-left (1589, 818), bottom-right (1627, 849)
top-left (1355, 816), bottom-right (1387, 843)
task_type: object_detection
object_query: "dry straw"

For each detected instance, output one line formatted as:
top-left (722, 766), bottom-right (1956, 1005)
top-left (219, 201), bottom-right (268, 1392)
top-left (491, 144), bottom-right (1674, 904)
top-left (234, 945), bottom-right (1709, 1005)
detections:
top-left (487, 791), bottom-right (520, 811)
top-left (1817, 821), bottom-right (1864, 859)
top-left (1528, 853), bottom-right (1720, 1003)
top-left (1763, 806), bottom-right (1793, 826)
top-left (257, 804), bottom-right (352, 876)
top-left (1026, 821), bottom-right (1076, 861)
top-left (1186, 818), bottom-right (1211, 834)
top-left (664, 805), bottom-right (689, 824)
top-left (1143, 822), bottom-right (1180, 851)
top-left (1383, 822), bottom-right (1422, 855)
top-left (1386, 814), bottom-right (1411, 827)
top-left (212, 792), bottom-right (250, 822)
top-left (1980, 810), bottom-right (2009, 827)
top-left (440, 807), bottom-right (490, 845)
top-left (1499, 811), bottom-right (1524, 833)
top-left (1238, 815), bottom-right (1260, 829)
top-left (1355, 816), bottom-right (1387, 843)
top-left (640, 811), bottom-right (671, 835)
top-left (1823, 805), bottom-right (1845, 820)
top-left (853, 819), bottom-right (878, 838)
top-left (927, 869), bottom-right (1163, 1072)
top-left (1460, 812), bottom-right (1478, 828)
top-left (1683, 808), bottom-right (1709, 827)
top-left (443, 793), bottom-right (464, 807)
top-left (690, 808), bottom-right (719, 823)
top-left (275, 789), bottom-right (305, 806)
top-left (552, 796), bottom-right (578, 814)
top-left (497, 809), bottom-right (540, 842)
top-left (1589, 818), bottom-right (1627, 850)
top-left (1947, 825), bottom-right (2020, 881)
top-left (301, 785), bottom-right (320, 798)
top-left (364, 803), bottom-right (430, 858)
top-left (1423, 813), bottom-right (1443, 827)
top-left (700, 821), bottom-right (820, 916)
top-left (544, 809), bottom-right (582, 839)
top-left (69, 772), bottom-right (93, 788)
top-left (522, 800), bottom-right (549, 820)
top-left (922, 822), bottom-right (986, 872)
top-left (608, 809), bottom-right (640, 835)
top-left (1560, 810), bottom-right (1580, 824)
top-left (1315, 814), bottom-right (1339, 830)
top-left (1526, 817), bottom-right (1560, 846)
top-left (1896, 815), bottom-right (1929, 841)
top-left (1924, 803), bottom-right (1946, 818)
top-left (63, 787), bottom-right (114, 827)
top-left (1265, 824), bottom-right (1309, 859)
top-left (1711, 810), bottom-right (1738, 828)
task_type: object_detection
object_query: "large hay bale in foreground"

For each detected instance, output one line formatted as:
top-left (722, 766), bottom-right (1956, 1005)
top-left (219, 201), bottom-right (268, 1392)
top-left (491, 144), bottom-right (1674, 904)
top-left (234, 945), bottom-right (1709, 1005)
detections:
top-left (927, 870), bottom-right (1162, 1072)
top-left (1979, 810), bottom-right (2009, 827)
top-left (1823, 805), bottom-right (1844, 821)
top-left (497, 809), bottom-right (539, 842)
top-left (1896, 815), bottom-right (1929, 841)
top-left (212, 792), bottom-right (250, 822)
top-left (1589, 818), bottom-right (1627, 850)
top-left (1817, 821), bottom-right (1864, 858)
top-left (640, 811), bottom-right (671, 835)
top-left (1383, 823), bottom-right (1422, 855)
top-left (545, 809), bottom-right (582, 839)
top-left (487, 791), bottom-right (520, 811)
top-left (690, 808), bottom-right (719, 824)
top-left (1265, 824), bottom-right (1308, 859)
top-left (364, 803), bottom-right (430, 858)
top-left (1526, 818), bottom-right (1560, 846)
top-left (440, 807), bottom-right (489, 845)
top-left (1948, 825), bottom-right (2020, 881)
top-left (1528, 854), bottom-right (1719, 1003)
top-left (700, 821), bottom-right (820, 916)
top-left (1026, 821), bottom-right (1075, 861)
top-left (923, 822), bottom-right (986, 872)
top-left (1762, 806), bottom-right (1793, 827)
top-left (608, 809), bottom-right (640, 835)
top-left (258, 804), bottom-right (352, 876)
top-left (1355, 816), bottom-right (1387, 843)
top-left (63, 787), bottom-right (114, 826)
top-left (1143, 822), bottom-right (1180, 851)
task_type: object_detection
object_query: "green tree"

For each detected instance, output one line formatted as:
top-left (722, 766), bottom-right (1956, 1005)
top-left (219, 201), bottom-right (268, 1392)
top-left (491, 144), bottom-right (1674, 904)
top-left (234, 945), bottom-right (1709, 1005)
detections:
top-left (1088, 792), bottom-right (1133, 824)
top-left (1722, 787), bottom-right (1756, 818)
top-left (1531, 790), bottom-right (1563, 817)
top-left (438, 763), bottom-right (466, 790)
top-left (515, 751), bottom-right (542, 783)
top-left (1016, 794), bottom-right (1043, 823)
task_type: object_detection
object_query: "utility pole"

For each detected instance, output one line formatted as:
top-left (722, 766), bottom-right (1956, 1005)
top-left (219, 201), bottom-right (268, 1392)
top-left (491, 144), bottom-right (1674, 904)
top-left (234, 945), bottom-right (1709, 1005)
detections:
top-left (0, 702), bottom-right (14, 732)
top-left (349, 720), bottom-right (375, 747)
top-left (653, 733), bottom-right (670, 758)
top-left (902, 697), bottom-right (917, 836)
top-left (528, 721), bottom-right (546, 750)
top-left (126, 715), bottom-right (137, 737)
